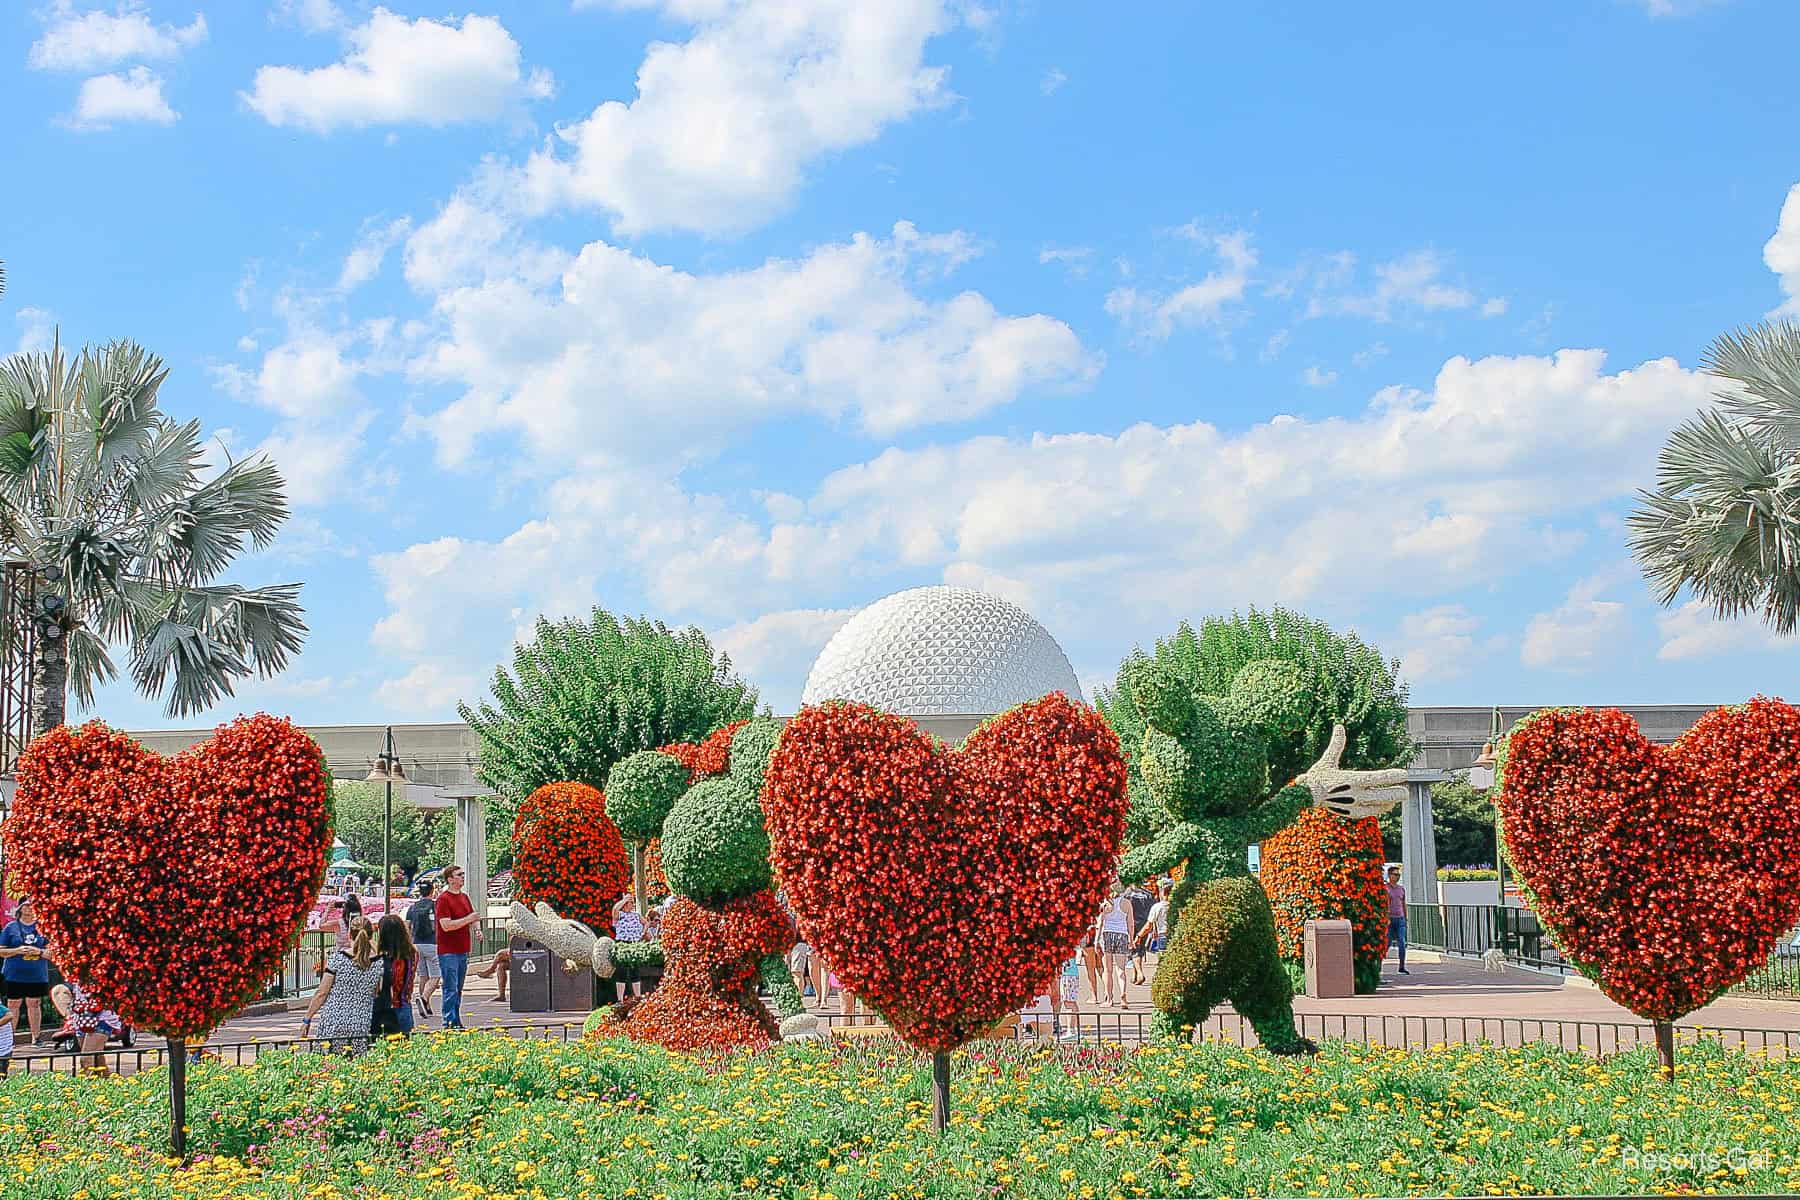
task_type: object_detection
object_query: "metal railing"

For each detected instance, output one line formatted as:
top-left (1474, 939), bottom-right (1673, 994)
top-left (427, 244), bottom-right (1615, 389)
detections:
top-left (823, 1008), bottom-right (1800, 1057)
top-left (1406, 902), bottom-right (1573, 973)
top-left (9, 1020), bottom-right (586, 1076)
top-left (12, 1009), bottom-right (1798, 1076)
top-left (264, 918), bottom-right (516, 1000)
top-left (1732, 943), bottom-right (1800, 999)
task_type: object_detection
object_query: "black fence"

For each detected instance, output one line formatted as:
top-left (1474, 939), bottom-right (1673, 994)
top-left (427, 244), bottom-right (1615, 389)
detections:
top-left (1732, 946), bottom-right (1800, 999)
top-left (1406, 902), bottom-right (1573, 973)
top-left (265, 917), bottom-right (516, 1000)
top-left (12, 1009), bottom-right (1799, 1077)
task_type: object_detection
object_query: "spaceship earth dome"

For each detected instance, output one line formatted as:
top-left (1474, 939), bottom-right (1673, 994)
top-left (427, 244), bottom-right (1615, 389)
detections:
top-left (800, 585), bottom-right (1083, 715)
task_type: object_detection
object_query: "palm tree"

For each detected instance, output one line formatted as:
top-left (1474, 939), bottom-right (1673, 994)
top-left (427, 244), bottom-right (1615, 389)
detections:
top-left (1629, 321), bottom-right (1800, 634)
top-left (0, 333), bottom-right (307, 729)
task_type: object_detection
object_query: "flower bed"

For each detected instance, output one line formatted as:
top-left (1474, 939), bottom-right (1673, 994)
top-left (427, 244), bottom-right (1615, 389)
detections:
top-left (4, 1037), bottom-right (1799, 1197)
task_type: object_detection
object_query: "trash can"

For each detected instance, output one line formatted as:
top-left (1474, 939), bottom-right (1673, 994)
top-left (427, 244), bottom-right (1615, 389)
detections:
top-left (549, 953), bottom-right (593, 1011)
top-left (1303, 918), bottom-right (1354, 999)
top-left (510, 949), bottom-right (552, 1013)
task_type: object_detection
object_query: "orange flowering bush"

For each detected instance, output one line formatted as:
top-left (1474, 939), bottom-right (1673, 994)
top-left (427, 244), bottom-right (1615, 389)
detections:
top-left (510, 782), bottom-right (631, 936)
top-left (1497, 700), bottom-right (1800, 1021)
top-left (2, 716), bottom-right (330, 1039)
top-left (1260, 807), bottom-right (1389, 993)
top-left (765, 694), bottom-right (1128, 1053)
top-left (589, 891), bottom-right (793, 1052)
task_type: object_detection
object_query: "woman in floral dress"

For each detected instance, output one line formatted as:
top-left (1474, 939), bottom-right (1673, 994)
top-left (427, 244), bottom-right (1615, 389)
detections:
top-left (302, 916), bottom-right (381, 1053)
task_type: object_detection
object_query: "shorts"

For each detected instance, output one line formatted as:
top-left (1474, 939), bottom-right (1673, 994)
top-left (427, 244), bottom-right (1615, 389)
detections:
top-left (415, 944), bottom-right (441, 979)
top-left (1130, 940), bottom-right (1149, 960)
top-left (1099, 931), bottom-right (1129, 955)
top-left (3, 979), bottom-right (49, 1000)
top-left (73, 1011), bottom-right (120, 1037)
top-left (1058, 972), bottom-right (1080, 1002)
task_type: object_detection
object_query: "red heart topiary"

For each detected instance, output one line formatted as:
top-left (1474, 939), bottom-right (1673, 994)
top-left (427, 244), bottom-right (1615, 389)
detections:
top-left (764, 693), bottom-right (1128, 1052)
top-left (1496, 700), bottom-right (1800, 1022)
top-left (2, 716), bottom-right (331, 1039)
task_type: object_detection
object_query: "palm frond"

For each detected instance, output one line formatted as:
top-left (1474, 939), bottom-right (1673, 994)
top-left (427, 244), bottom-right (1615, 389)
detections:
top-left (1706, 322), bottom-right (1800, 447)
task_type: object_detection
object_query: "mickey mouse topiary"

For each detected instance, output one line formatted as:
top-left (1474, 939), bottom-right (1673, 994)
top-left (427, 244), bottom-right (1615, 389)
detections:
top-left (1120, 657), bottom-right (1405, 1050)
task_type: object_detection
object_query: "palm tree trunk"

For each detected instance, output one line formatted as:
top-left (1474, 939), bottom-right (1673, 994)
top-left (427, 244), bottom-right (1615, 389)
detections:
top-left (30, 633), bottom-right (67, 734)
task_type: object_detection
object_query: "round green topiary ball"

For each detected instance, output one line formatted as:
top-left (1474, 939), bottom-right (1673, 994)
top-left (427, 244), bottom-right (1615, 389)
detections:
top-left (605, 750), bottom-right (691, 842)
top-left (728, 717), bottom-right (784, 783)
top-left (659, 776), bottom-right (771, 905)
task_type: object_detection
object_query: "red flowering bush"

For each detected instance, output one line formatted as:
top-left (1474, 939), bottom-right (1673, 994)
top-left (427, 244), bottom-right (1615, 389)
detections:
top-left (658, 720), bottom-right (746, 783)
top-left (511, 783), bottom-right (632, 936)
top-left (590, 891), bottom-right (793, 1053)
top-left (1260, 807), bottom-right (1389, 993)
top-left (2, 716), bottom-right (331, 1039)
top-left (1497, 700), bottom-right (1800, 1022)
top-left (764, 694), bottom-right (1128, 1053)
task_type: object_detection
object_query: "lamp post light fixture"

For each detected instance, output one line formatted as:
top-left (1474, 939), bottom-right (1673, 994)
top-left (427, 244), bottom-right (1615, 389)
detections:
top-left (365, 727), bottom-right (408, 913)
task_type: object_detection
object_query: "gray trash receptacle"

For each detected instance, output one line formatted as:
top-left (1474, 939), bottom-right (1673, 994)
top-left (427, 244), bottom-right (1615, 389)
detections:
top-left (550, 953), bottom-right (592, 1011)
top-left (1303, 918), bottom-right (1355, 999)
top-left (509, 949), bottom-right (551, 1013)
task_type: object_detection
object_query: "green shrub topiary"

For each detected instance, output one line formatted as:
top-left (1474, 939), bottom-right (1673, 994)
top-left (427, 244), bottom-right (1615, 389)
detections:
top-left (605, 750), bottom-right (691, 843)
top-left (659, 776), bottom-right (772, 907)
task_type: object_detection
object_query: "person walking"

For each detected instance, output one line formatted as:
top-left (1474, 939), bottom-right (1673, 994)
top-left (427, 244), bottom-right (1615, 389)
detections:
top-left (1133, 884), bottom-right (1170, 971)
top-left (1050, 953), bottom-right (1082, 1041)
top-left (1385, 866), bottom-right (1410, 975)
top-left (372, 915), bottom-right (417, 1039)
top-left (1079, 912), bottom-right (1103, 1006)
top-left (406, 881), bottom-right (440, 1017)
top-left (303, 915), bottom-right (381, 1053)
top-left (434, 866), bottom-right (480, 1030)
top-left (335, 893), bottom-right (363, 953)
top-left (0, 1002), bottom-right (14, 1076)
top-left (0, 897), bottom-right (53, 1047)
top-left (1124, 882), bottom-right (1155, 985)
top-left (1096, 888), bottom-right (1135, 1007)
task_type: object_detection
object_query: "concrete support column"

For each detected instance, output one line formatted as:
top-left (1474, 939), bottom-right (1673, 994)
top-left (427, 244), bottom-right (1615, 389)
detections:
top-left (454, 794), bottom-right (488, 920)
top-left (1402, 779), bottom-right (1439, 903)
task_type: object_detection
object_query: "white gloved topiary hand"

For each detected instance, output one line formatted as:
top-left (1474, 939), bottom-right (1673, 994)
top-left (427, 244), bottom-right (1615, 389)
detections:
top-left (1298, 724), bottom-right (1409, 819)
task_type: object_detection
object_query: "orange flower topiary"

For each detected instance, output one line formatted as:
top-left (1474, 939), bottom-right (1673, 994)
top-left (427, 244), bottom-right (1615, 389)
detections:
top-left (1260, 806), bottom-right (1389, 993)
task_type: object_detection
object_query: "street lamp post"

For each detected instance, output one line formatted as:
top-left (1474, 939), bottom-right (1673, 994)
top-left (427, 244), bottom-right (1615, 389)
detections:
top-left (365, 728), bottom-right (408, 914)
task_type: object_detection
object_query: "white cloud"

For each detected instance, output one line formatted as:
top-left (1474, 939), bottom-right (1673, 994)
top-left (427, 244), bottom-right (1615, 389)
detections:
top-left (14, 308), bottom-right (56, 354)
top-left (406, 218), bottom-right (1097, 466)
top-left (1655, 600), bottom-right (1798, 661)
top-left (375, 662), bottom-right (481, 717)
top-left (518, 0), bottom-right (962, 235)
top-left (275, 0), bottom-right (343, 33)
top-left (1521, 575), bottom-right (1630, 670)
top-left (338, 216), bottom-right (412, 291)
top-left (29, 2), bottom-right (206, 72)
top-left (1038, 245), bottom-right (1092, 277)
top-left (713, 607), bottom-right (857, 702)
top-left (1306, 249), bottom-right (1498, 323)
top-left (1351, 341), bottom-right (1389, 369)
top-left (1765, 182), bottom-right (1800, 317)
top-left (1105, 231), bottom-right (1255, 341)
top-left (1637, 0), bottom-right (1724, 15)
top-left (213, 328), bottom-right (375, 505)
top-left (372, 346), bottom-right (1712, 699)
top-left (1399, 605), bottom-right (1486, 684)
top-left (1300, 365), bottom-right (1337, 388)
top-left (243, 8), bottom-right (553, 133)
top-left (67, 66), bottom-right (177, 128)
top-left (1040, 67), bottom-right (1067, 95)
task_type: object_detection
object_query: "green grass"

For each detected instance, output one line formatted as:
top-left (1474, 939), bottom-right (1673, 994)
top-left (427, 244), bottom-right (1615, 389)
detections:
top-left (2, 1033), bottom-right (1797, 1198)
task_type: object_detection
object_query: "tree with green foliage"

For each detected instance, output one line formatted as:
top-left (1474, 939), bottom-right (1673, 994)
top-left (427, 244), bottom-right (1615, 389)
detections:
top-left (1377, 774), bottom-right (1497, 866)
top-left (1630, 322), bottom-right (1800, 634)
top-left (458, 608), bottom-right (760, 808)
top-left (0, 335), bottom-right (304, 728)
top-left (332, 781), bottom-right (429, 877)
top-left (419, 802), bottom-right (512, 876)
top-left (1098, 608), bottom-right (1413, 847)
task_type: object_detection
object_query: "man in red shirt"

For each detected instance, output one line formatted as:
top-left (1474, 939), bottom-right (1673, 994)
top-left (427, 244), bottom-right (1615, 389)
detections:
top-left (434, 866), bottom-right (481, 1029)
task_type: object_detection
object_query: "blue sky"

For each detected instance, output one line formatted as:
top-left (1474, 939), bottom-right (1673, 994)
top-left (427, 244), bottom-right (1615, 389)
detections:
top-left (5, 0), bottom-right (1800, 728)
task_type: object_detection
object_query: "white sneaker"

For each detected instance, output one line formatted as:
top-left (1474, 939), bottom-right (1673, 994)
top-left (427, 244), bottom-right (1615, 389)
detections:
top-left (1058, 1028), bottom-right (1080, 1041)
